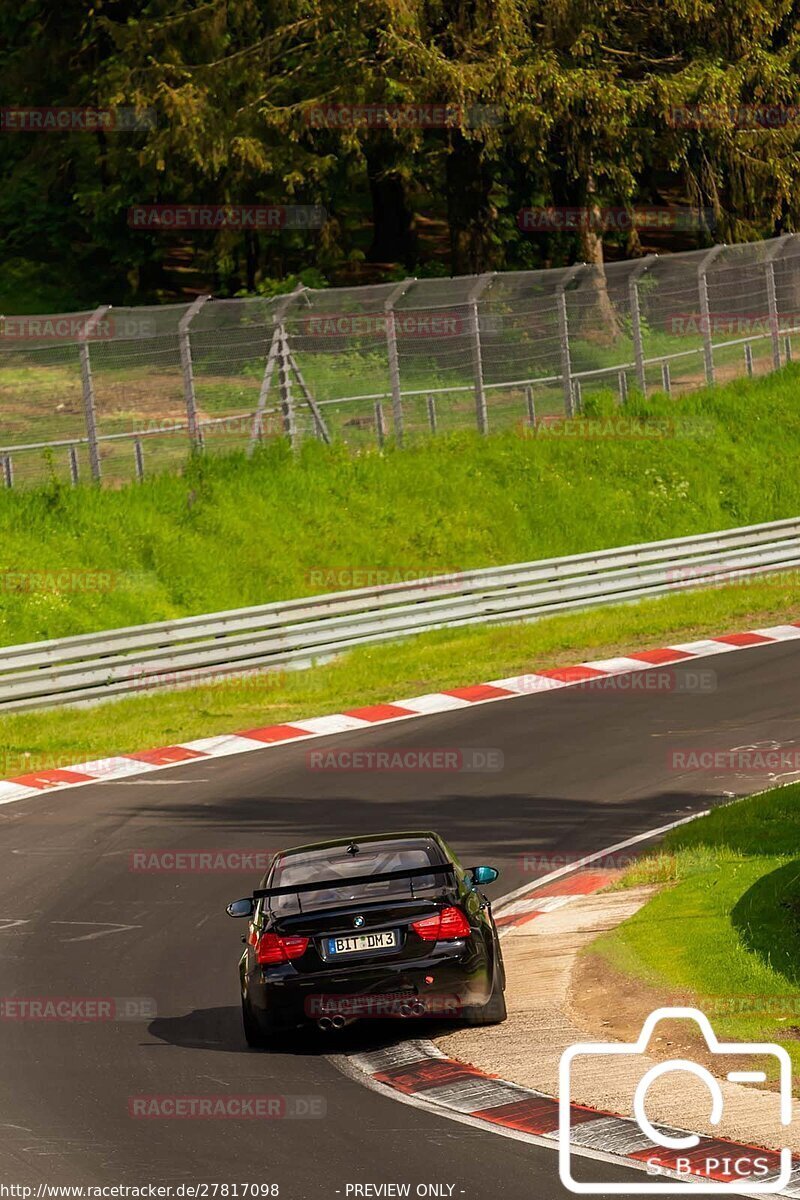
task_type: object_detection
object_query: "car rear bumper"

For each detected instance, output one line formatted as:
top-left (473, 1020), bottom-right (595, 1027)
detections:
top-left (244, 949), bottom-right (493, 1029)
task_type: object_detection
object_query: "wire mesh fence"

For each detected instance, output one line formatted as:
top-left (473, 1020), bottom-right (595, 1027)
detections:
top-left (2, 233), bottom-right (800, 487)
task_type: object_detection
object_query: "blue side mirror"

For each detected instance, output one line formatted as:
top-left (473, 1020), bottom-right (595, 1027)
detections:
top-left (226, 897), bottom-right (255, 918)
top-left (471, 865), bottom-right (499, 886)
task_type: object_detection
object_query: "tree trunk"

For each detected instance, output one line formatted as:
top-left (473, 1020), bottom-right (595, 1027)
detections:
top-left (364, 136), bottom-right (417, 267)
top-left (244, 229), bottom-right (259, 292)
top-left (445, 130), bottom-right (497, 276)
top-left (573, 169), bottom-right (620, 344)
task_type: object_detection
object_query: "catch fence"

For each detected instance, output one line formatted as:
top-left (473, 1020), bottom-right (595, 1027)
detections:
top-left (2, 235), bottom-right (800, 486)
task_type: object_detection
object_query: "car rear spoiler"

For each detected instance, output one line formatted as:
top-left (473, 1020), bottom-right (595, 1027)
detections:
top-left (253, 863), bottom-right (456, 906)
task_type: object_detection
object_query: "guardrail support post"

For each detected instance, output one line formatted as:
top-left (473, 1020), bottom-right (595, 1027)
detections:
top-left (68, 445), bottom-right (79, 485)
top-left (628, 257), bottom-right (656, 394)
top-left (468, 273), bottom-right (494, 434)
top-left (660, 362), bottom-right (671, 394)
top-left (384, 279), bottom-right (415, 447)
top-left (617, 370), bottom-right (628, 405)
top-left (134, 438), bottom-right (145, 481)
top-left (555, 264), bottom-right (586, 417)
top-left (78, 304), bottom-right (110, 482)
top-left (1, 453), bottom-right (12, 488)
top-left (744, 343), bottom-right (754, 377)
top-left (178, 295), bottom-right (211, 453)
top-left (698, 245), bottom-right (725, 385)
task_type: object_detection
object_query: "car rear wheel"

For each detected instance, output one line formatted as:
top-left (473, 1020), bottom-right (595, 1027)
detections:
top-left (464, 972), bottom-right (507, 1026)
top-left (242, 998), bottom-right (274, 1049)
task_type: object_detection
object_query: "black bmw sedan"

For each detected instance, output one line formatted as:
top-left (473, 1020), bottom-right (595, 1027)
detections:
top-left (226, 830), bottom-right (506, 1046)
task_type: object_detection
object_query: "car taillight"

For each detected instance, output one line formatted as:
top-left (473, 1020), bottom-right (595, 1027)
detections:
top-left (255, 932), bottom-right (309, 965)
top-left (411, 906), bottom-right (471, 941)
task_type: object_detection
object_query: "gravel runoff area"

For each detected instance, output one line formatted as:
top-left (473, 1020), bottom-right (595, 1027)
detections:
top-left (435, 881), bottom-right (794, 1152)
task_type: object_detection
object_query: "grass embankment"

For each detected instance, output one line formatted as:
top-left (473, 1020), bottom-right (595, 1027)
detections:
top-left (591, 784), bottom-right (800, 1071)
top-left (3, 363), bottom-right (800, 646)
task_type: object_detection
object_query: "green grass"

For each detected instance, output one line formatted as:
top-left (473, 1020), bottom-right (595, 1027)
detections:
top-left (1, 575), bottom-right (798, 782)
top-left (3, 361), bottom-right (800, 646)
top-left (592, 783), bottom-right (800, 1072)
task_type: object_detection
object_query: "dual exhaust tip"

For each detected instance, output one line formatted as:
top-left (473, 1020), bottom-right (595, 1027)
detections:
top-left (317, 1014), bottom-right (349, 1031)
top-left (316, 998), bottom-right (426, 1030)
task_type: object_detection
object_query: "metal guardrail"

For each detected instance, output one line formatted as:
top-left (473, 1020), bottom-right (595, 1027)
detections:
top-left (2, 517), bottom-right (799, 713)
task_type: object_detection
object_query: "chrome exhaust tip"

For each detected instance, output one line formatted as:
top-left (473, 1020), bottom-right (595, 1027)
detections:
top-left (331, 1014), bottom-right (347, 1029)
top-left (317, 1016), bottom-right (333, 1031)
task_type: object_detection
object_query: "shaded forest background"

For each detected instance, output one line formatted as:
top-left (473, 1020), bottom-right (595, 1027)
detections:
top-left (2, 0), bottom-right (800, 310)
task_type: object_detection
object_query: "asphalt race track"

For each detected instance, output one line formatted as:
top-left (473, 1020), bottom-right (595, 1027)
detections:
top-left (2, 639), bottom-right (799, 1198)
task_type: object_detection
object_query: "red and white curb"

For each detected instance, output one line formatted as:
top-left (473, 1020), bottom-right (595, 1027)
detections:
top-left (336, 1040), bottom-right (800, 1193)
top-left (334, 866), bottom-right (800, 1194)
top-left (494, 869), bottom-right (617, 929)
top-left (2, 621), bottom-right (799, 808)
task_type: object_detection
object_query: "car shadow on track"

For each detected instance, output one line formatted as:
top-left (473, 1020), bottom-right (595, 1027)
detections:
top-left (148, 1004), bottom-right (459, 1058)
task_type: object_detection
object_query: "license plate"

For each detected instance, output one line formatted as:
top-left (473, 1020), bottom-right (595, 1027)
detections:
top-left (327, 930), bottom-right (398, 956)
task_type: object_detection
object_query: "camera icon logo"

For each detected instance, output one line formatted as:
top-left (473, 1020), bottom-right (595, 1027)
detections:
top-left (558, 1006), bottom-right (792, 1194)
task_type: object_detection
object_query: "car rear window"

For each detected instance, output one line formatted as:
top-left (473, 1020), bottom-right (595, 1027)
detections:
top-left (267, 839), bottom-right (446, 913)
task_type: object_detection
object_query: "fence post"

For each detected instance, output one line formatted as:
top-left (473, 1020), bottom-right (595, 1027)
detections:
top-left (555, 264), bottom-right (586, 417)
top-left (468, 273), bottom-right (494, 434)
top-left (426, 394), bottom-right (438, 433)
top-left (277, 325), bottom-right (297, 447)
top-left (617, 370), bottom-right (628, 405)
top-left (764, 236), bottom-right (790, 371)
top-left (133, 438), bottom-right (145, 481)
top-left (178, 294), bottom-right (210, 453)
top-left (628, 257), bottom-right (655, 394)
top-left (248, 286), bottom-right (308, 454)
top-left (0, 454), bottom-right (12, 488)
top-left (744, 343), bottom-right (754, 377)
top-left (384, 279), bottom-right (415, 447)
top-left (374, 400), bottom-right (386, 448)
top-left (786, 336), bottom-right (793, 363)
top-left (68, 445), bottom-right (79, 485)
top-left (77, 304), bottom-right (110, 483)
top-left (697, 244), bottom-right (725, 385)
top-left (525, 385), bottom-right (536, 428)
